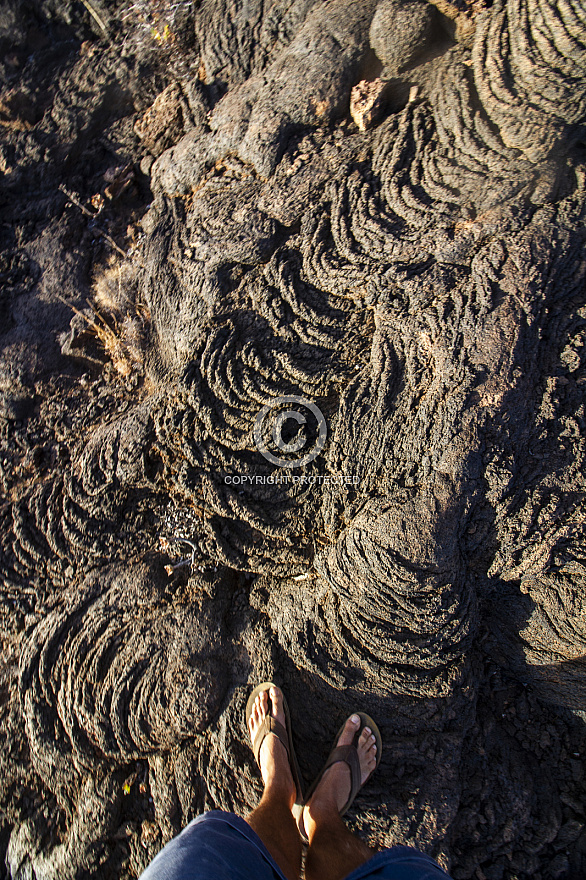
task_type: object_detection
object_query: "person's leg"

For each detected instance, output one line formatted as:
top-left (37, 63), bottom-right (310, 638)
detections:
top-left (304, 715), bottom-right (378, 880)
top-left (246, 686), bottom-right (302, 880)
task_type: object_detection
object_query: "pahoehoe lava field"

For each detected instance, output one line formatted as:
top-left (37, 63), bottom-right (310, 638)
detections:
top-left (1, 0), bottom-right (586, 877)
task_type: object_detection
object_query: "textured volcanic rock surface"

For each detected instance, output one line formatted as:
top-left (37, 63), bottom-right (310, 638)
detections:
top-left (1, 0), bottom-right (586, 878)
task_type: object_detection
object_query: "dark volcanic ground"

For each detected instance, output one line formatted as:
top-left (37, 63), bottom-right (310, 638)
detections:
top-left (2, 0), bottom-right (586, 878)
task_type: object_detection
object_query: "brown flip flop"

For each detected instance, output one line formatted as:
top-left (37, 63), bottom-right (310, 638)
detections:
top-left (246, 682), bottom-right (304, 809)
top-left (299, 712), bottom-right (382, 843)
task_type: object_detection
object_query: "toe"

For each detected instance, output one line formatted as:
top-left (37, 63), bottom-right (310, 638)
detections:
top-left (251, 692), bottom-right (267, 733)
top-left (259, 689), bottom-right (268, 715)
top-left (358, 727), bottom-right (371, 747)
top-left (338, 714), bottom-right (361, 747)
top-left (270, 686), bottom-right (284, 722)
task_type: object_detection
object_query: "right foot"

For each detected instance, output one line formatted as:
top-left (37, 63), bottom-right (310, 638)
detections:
top-left (303, 715), bottom-right (377, 839)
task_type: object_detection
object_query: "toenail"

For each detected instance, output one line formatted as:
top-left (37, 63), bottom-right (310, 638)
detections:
top-left (351, 714), bottom-right (360, 724)
top-left (364, 727), bottom-right (371, 734)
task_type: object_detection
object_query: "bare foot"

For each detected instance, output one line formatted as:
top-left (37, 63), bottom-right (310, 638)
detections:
top-left (248, 686), bottom-right (296, 808)
top-left (303, 715), bottom-right (377, 840)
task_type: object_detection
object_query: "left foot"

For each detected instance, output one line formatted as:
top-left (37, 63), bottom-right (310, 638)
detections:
top-left (248, 686), bottom-right (296, 807)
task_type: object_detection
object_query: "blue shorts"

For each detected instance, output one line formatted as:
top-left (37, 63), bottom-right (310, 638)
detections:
top-left (138, 811), bottom-right (452, 880)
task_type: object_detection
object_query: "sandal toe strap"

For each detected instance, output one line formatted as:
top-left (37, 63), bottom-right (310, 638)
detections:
top-left (324, 744), bottom-right (362, 803)
top-left (252, 716), bottom-right (290, 766)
